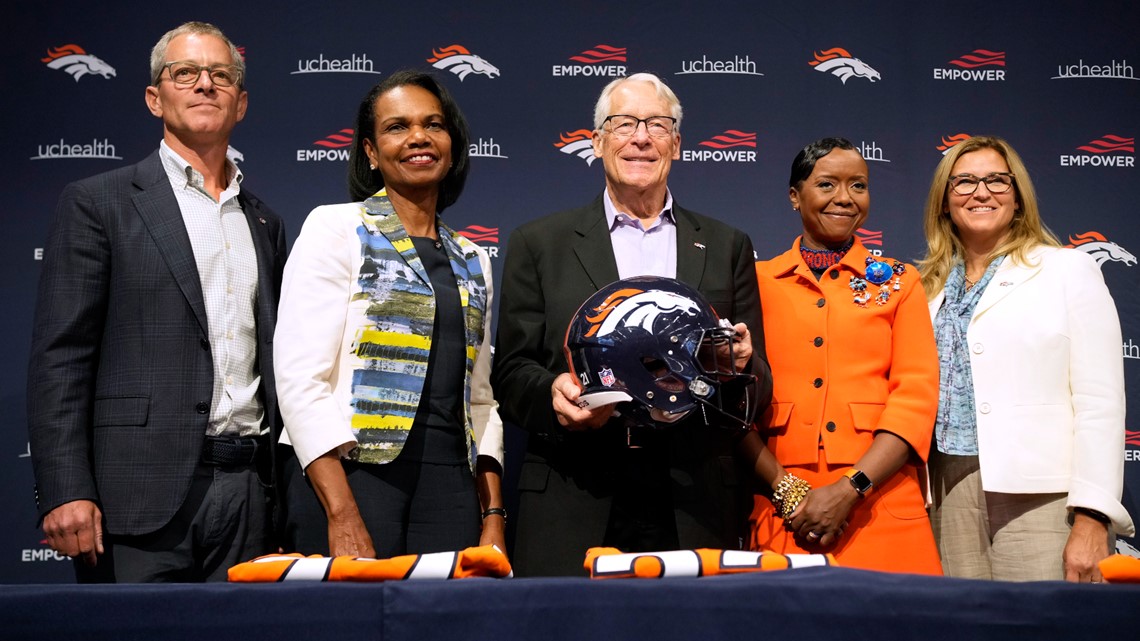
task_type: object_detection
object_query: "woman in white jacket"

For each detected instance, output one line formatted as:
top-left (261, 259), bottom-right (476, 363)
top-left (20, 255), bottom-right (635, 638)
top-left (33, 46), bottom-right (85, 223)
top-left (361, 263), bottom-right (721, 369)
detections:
top-left (275, 71), bottom-right (505, 559)
top-left (918, 135), bottom-right (1133, 582)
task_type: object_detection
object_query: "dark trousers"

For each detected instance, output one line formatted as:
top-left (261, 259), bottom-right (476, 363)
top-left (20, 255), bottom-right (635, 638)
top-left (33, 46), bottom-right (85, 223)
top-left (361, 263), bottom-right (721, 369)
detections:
top-left (282, 448), bottom-right (480, 557)
top-left (75, 463), bottom-right (272, 583)
top-left (603, 440), bottom-right (679, 552)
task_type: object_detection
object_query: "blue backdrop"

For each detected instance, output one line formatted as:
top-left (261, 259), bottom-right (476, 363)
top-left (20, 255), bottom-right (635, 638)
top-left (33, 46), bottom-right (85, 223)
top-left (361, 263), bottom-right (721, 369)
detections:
top-left (3, 0), bottom-right (1138, 582)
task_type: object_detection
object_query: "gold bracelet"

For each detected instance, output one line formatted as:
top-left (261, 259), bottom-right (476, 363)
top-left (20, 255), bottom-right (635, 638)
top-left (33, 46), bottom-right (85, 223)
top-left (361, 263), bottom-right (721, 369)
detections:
top-left (772, 473), bottom-right (812, 519)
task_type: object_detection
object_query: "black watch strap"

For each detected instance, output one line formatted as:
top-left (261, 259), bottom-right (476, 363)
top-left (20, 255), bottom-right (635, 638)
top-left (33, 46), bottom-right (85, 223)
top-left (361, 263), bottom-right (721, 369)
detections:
top-left (1073, 507), bottom-right (1111, 525)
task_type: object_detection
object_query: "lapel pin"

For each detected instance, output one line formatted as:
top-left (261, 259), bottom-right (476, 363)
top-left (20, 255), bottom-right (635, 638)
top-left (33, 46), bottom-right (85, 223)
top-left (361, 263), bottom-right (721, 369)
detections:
top-left (693, 242), bottom-right (705, 250)
top-left (258, 217), bottom-right (267, 224)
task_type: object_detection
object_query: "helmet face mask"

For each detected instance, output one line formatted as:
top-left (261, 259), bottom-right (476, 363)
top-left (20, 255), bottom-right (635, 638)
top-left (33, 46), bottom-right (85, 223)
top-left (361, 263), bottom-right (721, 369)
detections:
top-left (564, 276), bottom-right (757, 431)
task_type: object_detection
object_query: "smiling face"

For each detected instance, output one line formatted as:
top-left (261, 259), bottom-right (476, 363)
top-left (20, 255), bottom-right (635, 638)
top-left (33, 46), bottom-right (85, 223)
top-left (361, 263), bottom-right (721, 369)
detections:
top-left (790, 148), bottom-right (870, 250)
top-left (945, 147), bottom-right (1018, 247)
top-left (363, 84), bottom-right (452, 198)
top-left (145, 33), bottom-right (247, 148)
top-left (592, 80), bottom-right (680, 200)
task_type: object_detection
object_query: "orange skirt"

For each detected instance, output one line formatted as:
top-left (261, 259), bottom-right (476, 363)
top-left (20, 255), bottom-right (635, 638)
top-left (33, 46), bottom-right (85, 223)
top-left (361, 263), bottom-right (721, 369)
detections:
top-left (750, 451), bottom-right (943, 576)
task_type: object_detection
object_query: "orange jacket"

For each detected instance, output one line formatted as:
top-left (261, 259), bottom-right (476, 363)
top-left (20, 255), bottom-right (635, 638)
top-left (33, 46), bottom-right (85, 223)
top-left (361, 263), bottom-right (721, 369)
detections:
top-left (756, 238), bottom-right (938, 466)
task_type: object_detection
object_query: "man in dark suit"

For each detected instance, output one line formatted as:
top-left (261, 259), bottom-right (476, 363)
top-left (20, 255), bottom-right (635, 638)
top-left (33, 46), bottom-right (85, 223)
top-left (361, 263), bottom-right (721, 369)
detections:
top-left (492, 73), bottom-right (772, 576)
top-left (26, 22), bottom-right (286, 582)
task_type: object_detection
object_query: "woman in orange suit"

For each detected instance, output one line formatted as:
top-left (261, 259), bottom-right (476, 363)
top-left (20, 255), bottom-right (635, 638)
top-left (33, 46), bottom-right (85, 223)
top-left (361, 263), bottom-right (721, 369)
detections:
top-left (741, 137), bottom-right (942, 574)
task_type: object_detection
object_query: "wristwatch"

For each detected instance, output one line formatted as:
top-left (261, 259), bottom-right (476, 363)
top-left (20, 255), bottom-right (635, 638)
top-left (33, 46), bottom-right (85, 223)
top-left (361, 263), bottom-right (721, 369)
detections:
top-left (844, 468), bottom-right (874, 497)
top-left (1073, 507), bottom-right (1110, 525)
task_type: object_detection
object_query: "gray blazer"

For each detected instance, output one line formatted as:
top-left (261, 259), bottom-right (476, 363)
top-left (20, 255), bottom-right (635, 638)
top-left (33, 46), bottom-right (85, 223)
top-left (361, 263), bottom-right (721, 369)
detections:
top-left (27, 150), bottom-right (287, 536)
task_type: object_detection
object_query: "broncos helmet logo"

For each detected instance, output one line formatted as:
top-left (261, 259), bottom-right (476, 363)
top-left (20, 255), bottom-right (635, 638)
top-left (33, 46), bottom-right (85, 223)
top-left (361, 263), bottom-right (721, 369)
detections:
top-left (42, 45), bottom-right (116, 81)
top-left (584, 288), bottom-right (701, 338)
top-left (554, 129), bottom-right (598, 166)
top-left (809, 48), bottom-right (880, 84)
top-left (1066, 231), bottom-right (1137, 267)
top-left (427, 45), bottom-right (500, 80)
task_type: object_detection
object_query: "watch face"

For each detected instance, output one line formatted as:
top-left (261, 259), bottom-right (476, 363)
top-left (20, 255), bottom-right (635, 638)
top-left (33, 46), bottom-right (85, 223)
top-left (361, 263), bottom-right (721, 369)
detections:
top-left (847, 470), bottom-right (873, 494)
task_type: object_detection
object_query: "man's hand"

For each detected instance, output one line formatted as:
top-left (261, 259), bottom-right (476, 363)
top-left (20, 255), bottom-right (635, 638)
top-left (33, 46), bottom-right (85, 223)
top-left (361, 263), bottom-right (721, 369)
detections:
top-left (730, 322), bottom-right (753, 371)
top-left (42, 499), bottom-right (103, 567)
top-left (551, 372), bottom-right (615, 430)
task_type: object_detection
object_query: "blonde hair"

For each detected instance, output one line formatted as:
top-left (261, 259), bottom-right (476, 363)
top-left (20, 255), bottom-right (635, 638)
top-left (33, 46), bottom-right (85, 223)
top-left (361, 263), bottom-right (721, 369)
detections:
top-left (917, 135), bottom-right (1060, 297)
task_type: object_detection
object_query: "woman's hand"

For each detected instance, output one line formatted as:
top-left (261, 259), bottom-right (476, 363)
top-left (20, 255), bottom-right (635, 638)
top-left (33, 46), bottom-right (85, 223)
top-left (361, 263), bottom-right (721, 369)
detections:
top-left (787, 481), bottom-right (858, 548)
top-left (475, 455), bottom-right (507, 554)
top-left (1063, 512), bottom-right (1111, 583)
top-left (479, 513), bottom-right (508, 553)
top-left (327, 509), bottom-right (376, 558)
top-left (305, 451), bottom-right (375, 558)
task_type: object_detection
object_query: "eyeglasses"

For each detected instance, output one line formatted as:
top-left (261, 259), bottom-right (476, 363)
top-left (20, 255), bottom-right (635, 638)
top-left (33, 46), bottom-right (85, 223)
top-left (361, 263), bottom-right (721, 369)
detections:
top-left (602, 115), bottom-right (677, 139)
top-left (948, 172), bottom-right (1015, 196)
top-left (160, 61), bottom-right (242, 87)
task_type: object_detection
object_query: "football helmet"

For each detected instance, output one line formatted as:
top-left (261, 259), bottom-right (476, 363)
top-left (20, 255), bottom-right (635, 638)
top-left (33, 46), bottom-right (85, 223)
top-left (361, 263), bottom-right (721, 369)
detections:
top-left (563, 276), bottom-right (757, 430)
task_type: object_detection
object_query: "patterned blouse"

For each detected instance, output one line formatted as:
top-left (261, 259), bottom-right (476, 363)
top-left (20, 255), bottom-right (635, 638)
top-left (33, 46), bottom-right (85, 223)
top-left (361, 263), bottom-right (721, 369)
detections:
top-left (933, 256), bottom-right (1003, 455)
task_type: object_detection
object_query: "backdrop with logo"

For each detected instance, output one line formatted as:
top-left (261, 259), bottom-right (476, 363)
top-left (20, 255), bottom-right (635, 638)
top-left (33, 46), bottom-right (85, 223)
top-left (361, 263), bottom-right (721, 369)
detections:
top-left (2, 0), bottom-right (1137, 582)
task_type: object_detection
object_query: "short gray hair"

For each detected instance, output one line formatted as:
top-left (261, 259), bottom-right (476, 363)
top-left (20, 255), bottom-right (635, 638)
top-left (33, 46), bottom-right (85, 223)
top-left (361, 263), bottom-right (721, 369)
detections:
top-left (593, 72), bottom-right (683, 132)
top-left (150, 22), bottom-right (245, 88)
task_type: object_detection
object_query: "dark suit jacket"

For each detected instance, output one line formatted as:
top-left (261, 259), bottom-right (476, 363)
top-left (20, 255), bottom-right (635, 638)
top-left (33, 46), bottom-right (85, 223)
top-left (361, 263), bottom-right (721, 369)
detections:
top-left (27, 150), bottom-right (287, 536)
top-left (491, 194), bottom-right (772, 576)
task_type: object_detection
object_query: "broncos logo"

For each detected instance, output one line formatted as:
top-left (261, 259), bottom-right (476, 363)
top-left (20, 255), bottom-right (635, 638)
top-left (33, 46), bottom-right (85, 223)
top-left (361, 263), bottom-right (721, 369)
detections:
top-left (584, 288), bottom-right (700, 338)
top-left (42, 45), bottom-right (116, 81)
top-left (554, 129), bottom-right (598, 166)
top-left (1066, 231), bottom-right (1137, 267)
top-left (226, 145), bottom-right (244, 164)
top-left (809, 48), bottom-right (880, 84)
top-left (937, 133), bottom-right (972, 155)
top-left (427, 45), bottom-right (500, 81)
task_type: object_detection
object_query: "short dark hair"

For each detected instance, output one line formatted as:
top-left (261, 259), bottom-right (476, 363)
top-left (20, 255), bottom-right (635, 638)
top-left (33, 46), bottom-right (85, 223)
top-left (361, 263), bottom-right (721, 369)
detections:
top-left (347, 69), bottom-right (471, 210)
top-left (789, 137), bottom-right (857, 189)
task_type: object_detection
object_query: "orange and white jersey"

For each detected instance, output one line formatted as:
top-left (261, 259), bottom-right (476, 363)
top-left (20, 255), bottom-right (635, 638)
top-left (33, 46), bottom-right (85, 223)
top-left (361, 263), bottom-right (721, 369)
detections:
top-left (228, 545), bottom-right (512, 582)
top-left (585, 547), bottom-right (836, 579)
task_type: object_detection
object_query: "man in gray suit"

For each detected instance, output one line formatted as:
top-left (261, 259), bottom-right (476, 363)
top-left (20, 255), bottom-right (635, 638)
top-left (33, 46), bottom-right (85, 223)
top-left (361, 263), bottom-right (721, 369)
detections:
top-left (27, 22), bottom-right (286, 582)
top-left (492, 73), bottom-right (772, 576)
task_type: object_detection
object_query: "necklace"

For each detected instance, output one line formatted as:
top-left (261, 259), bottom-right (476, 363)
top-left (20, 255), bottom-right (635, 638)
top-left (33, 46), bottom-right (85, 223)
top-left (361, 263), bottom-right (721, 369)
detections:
top-left (799, 238), bottom-right (854, 270)
top-left (963, 272), bottom-right (977, 290)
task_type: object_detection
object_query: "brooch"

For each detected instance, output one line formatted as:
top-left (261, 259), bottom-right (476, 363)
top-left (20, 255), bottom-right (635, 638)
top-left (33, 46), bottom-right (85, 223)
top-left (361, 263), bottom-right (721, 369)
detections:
top-left (851, 258), bottom-right (906, 307)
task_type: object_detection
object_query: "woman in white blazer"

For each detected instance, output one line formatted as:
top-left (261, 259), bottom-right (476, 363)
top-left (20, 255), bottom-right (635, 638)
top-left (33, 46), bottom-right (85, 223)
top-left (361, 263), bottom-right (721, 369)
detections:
top-left (275, 71), bottom-right (505, 559)
top-left (918, 135), bottom-right (1133, 582)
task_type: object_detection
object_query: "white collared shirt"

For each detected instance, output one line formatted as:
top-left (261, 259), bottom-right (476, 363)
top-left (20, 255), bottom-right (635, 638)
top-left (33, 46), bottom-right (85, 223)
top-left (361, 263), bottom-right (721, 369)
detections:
top-left (159, 141), bottom-right (263, 437)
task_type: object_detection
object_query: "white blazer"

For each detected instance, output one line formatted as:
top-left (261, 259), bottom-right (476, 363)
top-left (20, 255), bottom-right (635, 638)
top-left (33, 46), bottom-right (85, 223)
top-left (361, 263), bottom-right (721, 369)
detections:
top-left (275, 202), bottom-right (504, 472)
top-left (929, 246), bottom-right (1134, 536)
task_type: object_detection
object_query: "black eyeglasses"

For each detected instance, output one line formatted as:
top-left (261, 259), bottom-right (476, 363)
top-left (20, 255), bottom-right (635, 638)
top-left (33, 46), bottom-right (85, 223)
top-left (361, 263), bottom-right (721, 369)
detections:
top-left (159, 61), bottom-right (242, 87)
top-left (949, 172), bottom-right (1015, 196)
top-left (602, 115), bottom-right (677, 139)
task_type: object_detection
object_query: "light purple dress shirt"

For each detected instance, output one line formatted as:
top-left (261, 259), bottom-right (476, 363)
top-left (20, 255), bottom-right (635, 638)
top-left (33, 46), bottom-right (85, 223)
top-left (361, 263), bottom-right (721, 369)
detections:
top-left (603, 187), bottom-right (677, 279)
